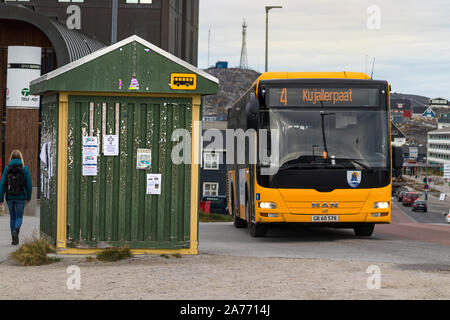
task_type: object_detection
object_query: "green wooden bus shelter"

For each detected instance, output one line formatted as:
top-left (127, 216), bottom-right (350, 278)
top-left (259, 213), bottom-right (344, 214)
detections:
top-left (30, 35), bottom-right (218, 254)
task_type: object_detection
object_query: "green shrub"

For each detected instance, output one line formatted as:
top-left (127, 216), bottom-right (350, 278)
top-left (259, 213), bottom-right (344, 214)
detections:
top-left (96, 247), bottom-right (133, 262)
top-left (9, 235), bottom-right (57, 266)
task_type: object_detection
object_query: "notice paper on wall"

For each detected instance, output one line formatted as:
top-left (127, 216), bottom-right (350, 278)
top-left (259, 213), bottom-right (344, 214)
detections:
top-left (82, 136), bottom-right (99, 176)
top-left (103, 135), bottom-right (119, 156)
top-left (82, 164), bottom-right (98, 176)
top-left (82, 136), bottom-right (99, 156)
top-left (146, 174), bottom-right (161, 195)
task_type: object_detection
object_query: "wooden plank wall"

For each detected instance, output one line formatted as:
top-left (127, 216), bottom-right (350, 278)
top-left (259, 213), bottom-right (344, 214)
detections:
top-left (66, 95), bottom-right (192, 249)
top-left (5, 109), bottom-right (39, 184)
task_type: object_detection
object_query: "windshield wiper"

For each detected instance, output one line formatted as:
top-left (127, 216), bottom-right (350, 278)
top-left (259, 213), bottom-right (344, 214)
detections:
top-left (336, 158), bottom-right (375, 173)
top-left (278, 162), bottom-right (349, 171)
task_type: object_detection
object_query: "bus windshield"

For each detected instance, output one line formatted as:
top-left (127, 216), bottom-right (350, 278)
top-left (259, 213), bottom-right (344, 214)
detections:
top-left (260, 108), bottom-right (389, 171)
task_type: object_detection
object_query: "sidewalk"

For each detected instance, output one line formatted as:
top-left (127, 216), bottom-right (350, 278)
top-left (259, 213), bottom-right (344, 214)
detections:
top-left (0, 207), bottom-right (40, 263)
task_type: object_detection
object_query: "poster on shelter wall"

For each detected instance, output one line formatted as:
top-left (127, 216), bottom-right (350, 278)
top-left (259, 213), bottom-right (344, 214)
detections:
top-left (103, 135), bottom-right (119, 156)
top-left (82, 136), bottom-right (99, 176)
top-left (137, 148), bottom-right (152, 169)
top-left (146, 174), bottom-right (161, 195)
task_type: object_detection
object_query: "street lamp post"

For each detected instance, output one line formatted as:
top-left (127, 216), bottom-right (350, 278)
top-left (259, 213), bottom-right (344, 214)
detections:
top-left (265, 5), bottom-right (282, 72)
top-left (425, 156), bottom-right (428, 200)
top-left (111, 0), bottom-right (118, 44)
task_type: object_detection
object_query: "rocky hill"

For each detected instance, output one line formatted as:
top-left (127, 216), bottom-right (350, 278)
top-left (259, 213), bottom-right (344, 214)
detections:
top-left (202, 68), bottom-right (261, 120)
top-left (391, 92), bottom-right (430, 109)
top-left (397, 118), bottom-right (437, 146)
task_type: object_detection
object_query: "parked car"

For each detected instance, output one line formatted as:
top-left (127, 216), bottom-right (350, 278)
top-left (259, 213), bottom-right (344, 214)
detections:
top-left (402, 192), bottom-right (419, 206)
top-left (411, 200), bottom-right (427, 212)
top-left (397, 190), bottom-right (407, 202)
top-left (200, 196), bottom-right (228, 214)
top-left (446, 211), bottom-right (450, 224)
top-left (393, 187), bottom-right (408, 197)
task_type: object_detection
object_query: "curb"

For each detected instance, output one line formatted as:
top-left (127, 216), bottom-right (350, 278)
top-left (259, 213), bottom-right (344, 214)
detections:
top-left (47, 253), bottom-right (96, 260)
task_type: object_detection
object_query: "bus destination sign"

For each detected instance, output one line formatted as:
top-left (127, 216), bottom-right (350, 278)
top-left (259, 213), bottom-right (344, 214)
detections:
top-left (268, 87), bottom-right (380, 107)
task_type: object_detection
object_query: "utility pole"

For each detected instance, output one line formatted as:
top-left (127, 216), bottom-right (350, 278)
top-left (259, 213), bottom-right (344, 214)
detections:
top-left (111, 0), bottom-right (118, 44)
top-left (265, 5), bottom-right (282, 72)
top-left (208, 28), bottom-right (211, 68)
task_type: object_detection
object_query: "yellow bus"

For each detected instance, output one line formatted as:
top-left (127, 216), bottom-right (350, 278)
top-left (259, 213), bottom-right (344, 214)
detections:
top-left (226, 72), bottom-right (403, 237)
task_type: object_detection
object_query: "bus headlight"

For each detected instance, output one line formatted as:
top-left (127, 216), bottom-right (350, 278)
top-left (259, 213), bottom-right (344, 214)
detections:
top-left (258, 202), bottom-right (276, 209)
top-left (373, 202), bottom-right (389, 209)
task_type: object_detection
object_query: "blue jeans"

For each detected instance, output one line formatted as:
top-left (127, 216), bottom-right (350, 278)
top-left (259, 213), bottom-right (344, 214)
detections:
top-left (7, 200), bottom-right (25, 233)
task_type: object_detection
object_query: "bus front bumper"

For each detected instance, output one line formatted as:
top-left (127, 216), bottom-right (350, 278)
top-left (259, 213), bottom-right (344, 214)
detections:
top-left (256, 212), bottom-right (391, 224)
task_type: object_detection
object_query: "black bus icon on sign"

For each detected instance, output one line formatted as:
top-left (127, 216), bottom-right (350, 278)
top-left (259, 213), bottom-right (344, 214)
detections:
top-left (171, 73), bottom-right (197, 90)
top-left (174, 77), bottom-right (194, 87)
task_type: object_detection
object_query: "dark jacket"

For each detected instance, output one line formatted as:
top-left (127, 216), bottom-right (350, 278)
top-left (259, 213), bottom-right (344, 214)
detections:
top-left (0, 159), bottom-right (33, 201)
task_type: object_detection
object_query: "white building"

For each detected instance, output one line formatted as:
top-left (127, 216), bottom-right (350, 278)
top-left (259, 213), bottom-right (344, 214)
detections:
top-left (427, 128), bottom-right (450, 164)
top-left (437, 115), bottom-right (450, 129)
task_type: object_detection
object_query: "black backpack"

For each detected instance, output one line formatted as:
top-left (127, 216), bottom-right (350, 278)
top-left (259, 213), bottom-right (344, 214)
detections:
top-left (4, 165), bottom-right (26, 196)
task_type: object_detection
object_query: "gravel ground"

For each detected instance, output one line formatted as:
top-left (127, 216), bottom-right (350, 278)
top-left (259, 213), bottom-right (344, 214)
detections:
top-left (0, 253), bottom-right (449, 300)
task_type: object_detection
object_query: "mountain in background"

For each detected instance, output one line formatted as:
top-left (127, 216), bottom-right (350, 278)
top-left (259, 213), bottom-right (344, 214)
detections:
top-left (390, 92), bottom-right (431, 109)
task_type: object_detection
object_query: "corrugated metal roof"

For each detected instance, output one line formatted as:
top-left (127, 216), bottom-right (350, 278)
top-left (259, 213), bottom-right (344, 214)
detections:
top-left (0, 3), bottom-right (106, 66)
top-left (49, 20), bottom-right (106, 62)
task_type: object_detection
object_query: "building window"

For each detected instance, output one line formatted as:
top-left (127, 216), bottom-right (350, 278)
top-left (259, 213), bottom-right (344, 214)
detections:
top-left (126, 0), bottom-right (153, 3)
top-left (57, 0), bottom-right (84, 2)
top-left (204, 152), bottom-right (219, 170)
top-left (203, 183), bottom-right (219, 196)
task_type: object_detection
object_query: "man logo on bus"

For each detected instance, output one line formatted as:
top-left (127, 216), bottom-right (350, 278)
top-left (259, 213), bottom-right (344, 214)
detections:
top-left (347, 170), bottom-right (362, 188)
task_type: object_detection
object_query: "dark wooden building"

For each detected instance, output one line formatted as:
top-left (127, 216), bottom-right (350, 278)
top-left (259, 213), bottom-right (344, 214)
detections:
top-left (0, 3), bottom-right (105, 185)
top-left (0, 0), bottom-right (199, 188)
top-left (24, 0), bottom-right (198, 66)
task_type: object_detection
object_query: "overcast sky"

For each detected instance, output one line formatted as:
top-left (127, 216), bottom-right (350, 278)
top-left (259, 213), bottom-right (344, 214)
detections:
top-left (198, 0), bottom-right (450, 99)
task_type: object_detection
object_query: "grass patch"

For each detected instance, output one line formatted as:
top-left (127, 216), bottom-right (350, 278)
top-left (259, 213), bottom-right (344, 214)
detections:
top-left (9, 235), bottom-right (57, 266)
top-left (96, 247), bottom-right (133, 262)
top-left (199, 211), bottom-right (233, 223)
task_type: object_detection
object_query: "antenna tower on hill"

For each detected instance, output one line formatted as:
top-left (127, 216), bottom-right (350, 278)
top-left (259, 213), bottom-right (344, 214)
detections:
top-left (240, 19), bottom-right (248, 69)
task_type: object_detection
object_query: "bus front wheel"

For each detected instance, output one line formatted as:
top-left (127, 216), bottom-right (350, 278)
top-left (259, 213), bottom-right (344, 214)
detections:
top-left (353, 224), bottom-right (375, 237)
top-left (246, 199), bottom-right (267, 237)
top-left (248, 222), bottom-right (267, 237)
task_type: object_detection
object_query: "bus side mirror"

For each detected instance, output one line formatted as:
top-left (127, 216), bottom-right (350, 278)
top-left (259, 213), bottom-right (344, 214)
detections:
top-left (246, 92), bottom-right (259, 130)
top-left (392, 146), bottom-right (403, 170)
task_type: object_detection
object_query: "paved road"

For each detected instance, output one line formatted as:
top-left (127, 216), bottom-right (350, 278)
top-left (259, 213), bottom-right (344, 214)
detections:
top-left (2, 204), bottom-right (448, 270)
top-left (392, 196), bottom-right (449, 224)
top-left (199, 205), bottom-right (450, 269)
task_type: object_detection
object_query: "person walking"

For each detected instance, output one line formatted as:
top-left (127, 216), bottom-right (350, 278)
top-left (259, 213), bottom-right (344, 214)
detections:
top-left (0, 150), bottom-right (33, 245)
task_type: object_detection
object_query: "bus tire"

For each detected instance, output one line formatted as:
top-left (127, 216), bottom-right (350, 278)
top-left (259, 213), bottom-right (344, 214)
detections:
top-left (353, 224), bottom-right (375, 237)
top-left (234, 211), bottom-right (247, 228)
top-left (246, 199), bottom-right (267, 237)
top-left (232, 188), bottom-right (246, 228)
top-left (248, 222), bottom-right (267, 237)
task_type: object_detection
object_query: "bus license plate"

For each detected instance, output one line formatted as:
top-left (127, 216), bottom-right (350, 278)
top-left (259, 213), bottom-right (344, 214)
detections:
top-left (311, 215), bottom-right (339, 222)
